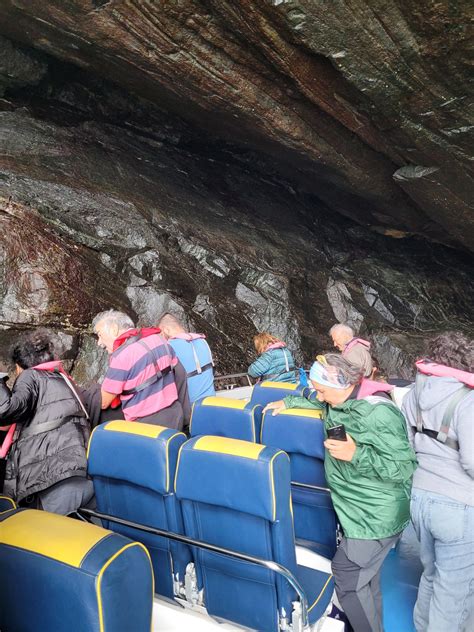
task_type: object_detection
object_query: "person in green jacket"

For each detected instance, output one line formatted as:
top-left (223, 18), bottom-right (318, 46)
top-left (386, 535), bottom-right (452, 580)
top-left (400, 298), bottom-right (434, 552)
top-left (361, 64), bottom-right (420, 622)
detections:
top-left (264, 353), bottom-right (417, 632)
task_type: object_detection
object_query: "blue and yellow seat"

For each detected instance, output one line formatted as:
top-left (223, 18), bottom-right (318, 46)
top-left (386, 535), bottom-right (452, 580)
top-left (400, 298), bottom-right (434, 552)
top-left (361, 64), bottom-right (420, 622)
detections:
top-left (189, 396), bottom-right (263, 442)
top-left (261, 408), bottom-right (338, 558)
top-left (87, 420), bottom-right (191, 600)
top-left (0, 495), bottom-right (16, 514)
top-left (175, 435), bottom-right (334, 630)
top-left (249, 380), bottom-right (308, 408)
top-left (0, 509), bottom-right (153, 632)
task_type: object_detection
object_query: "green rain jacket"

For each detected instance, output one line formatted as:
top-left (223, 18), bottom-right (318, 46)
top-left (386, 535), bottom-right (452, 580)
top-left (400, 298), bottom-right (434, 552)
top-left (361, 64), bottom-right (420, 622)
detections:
top-left (284, 393), bottom-right (417, 540)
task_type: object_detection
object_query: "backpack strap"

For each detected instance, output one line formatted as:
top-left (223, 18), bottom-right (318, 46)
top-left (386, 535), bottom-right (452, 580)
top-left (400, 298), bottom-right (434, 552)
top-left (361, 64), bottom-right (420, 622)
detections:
top-left (415, 373), bottom-right (428, 432)
top-left (121, 338), bottom-right (172, 397)
top-left (436, 386), bottom-right (471, 448)
top-left (412, 375), bottom-right (471, 451)
top-left (185, 339), bottom-right (214, 378)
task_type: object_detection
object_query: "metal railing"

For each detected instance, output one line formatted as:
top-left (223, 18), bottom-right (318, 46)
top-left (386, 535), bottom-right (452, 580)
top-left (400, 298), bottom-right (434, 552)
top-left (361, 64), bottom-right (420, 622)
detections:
top-left (78, 507), bottom-right (310, 628)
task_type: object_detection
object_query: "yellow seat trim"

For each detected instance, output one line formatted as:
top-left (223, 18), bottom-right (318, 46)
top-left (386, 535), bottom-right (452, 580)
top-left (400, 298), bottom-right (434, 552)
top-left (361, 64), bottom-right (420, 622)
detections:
top-left (308, 574), bottom-right (334, 612)
top-left (201, 396), bottom-right (248, 410)
top-left (260, 381), bottom-right (299, 390)
top-left (279, 408), bottom-right (322, 419)
top-left (0, 496), bottom-right (16, 514)
top-left (270, 451), bottom-right (286, 521)
top-left (193, 436), bottom-right (265, 459)
top-left (0, 510), bottom-right (111, 568)
top-left (97, 542), bottom-right (154, 632)
top-left (104, 420), bottom-right (168, 438)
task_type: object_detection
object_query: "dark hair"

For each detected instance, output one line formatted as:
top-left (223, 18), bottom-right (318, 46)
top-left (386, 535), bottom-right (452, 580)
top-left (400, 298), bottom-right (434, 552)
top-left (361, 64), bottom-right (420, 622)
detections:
top-left (427, 332), bottom-right (474, 372)
top-left (10, 329), bottom-right (56, 369)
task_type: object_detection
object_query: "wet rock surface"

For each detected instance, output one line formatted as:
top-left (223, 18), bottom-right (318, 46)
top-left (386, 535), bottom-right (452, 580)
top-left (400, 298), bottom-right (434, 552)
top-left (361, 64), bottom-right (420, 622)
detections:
top-left (0, 29), bottom-right (472, 381)
top-left (0, 0), bottom-right (472, 250)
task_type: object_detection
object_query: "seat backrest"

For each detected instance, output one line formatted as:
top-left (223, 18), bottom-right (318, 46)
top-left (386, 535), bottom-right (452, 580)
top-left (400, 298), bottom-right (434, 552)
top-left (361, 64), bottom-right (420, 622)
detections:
top-left (175, 435), bottom-right (297, 631)
top-left (249, 380), bottom-right (308, 408)
top-left (87, 420), bottom-right (190, 599)
top-left (0, 509), bottom-right (153, 632)
top-left (261, 409), bottom-right (337, 558)
top-left (189, 396), bottom-right (262, 442)
top-left (0, 495), bottom-right (16, 514)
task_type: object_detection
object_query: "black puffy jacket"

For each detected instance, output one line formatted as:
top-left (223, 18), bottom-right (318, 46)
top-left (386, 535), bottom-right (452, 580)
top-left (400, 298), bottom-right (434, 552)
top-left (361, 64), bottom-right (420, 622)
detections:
top-left (0, 368), bottom-right (90, 502)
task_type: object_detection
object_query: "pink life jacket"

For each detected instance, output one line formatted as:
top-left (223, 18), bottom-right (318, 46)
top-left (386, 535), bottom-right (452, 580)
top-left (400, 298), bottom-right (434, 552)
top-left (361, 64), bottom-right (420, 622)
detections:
top-left (358, 378), bottom-right (393, 399)
top-left (416, 360), bottom-right (474, 388)
top-left (33, 360), bottom-right (67, 374)
top-left (343, 337), bottom-right (371, 355)
top-left (171, 332), bottom-right (206, 342)
top-left (1, 361), bottom-right (75, 459)
top-left (265, 341), bottom-right (286, 351)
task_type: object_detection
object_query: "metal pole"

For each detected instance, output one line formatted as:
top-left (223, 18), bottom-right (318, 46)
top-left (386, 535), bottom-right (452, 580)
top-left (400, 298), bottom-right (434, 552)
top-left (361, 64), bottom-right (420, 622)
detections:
top-left (79, 507), bottom-right (309, 627)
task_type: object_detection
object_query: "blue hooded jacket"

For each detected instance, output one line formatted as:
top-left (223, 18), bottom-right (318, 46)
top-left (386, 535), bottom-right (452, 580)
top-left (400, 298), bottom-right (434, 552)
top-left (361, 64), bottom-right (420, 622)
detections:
top-left (248, 346), bottom-right (297, 383)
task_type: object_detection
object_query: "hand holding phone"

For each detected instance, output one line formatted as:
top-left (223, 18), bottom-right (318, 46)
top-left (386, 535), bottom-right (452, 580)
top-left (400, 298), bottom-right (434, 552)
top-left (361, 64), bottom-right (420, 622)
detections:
top-left (327, 424), bottom-right (347, 441)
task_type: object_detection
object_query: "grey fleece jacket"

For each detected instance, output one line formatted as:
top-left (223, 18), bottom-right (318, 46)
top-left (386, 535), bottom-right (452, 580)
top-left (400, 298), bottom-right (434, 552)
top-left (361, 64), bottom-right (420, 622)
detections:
top-left (402, 375), bottom-right (474, 506)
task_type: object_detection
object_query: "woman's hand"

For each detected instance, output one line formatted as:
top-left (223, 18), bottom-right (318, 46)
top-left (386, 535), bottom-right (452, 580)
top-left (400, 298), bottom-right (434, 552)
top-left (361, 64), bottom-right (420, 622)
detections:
top-left (263, 400), bottom-right (286, 416)
top-left (324, 433), bottom-right (356, 461)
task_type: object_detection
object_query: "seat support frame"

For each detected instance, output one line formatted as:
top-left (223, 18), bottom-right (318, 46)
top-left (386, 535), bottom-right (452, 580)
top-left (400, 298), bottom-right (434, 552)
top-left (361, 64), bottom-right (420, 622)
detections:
top-left (78, 507), bottom-right (311, 630)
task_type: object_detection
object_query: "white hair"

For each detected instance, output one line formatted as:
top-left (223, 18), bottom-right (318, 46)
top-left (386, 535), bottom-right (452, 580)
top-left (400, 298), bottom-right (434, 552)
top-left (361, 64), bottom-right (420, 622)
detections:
top-left (92, 310), bottom-right (135, 333)
top-left (329, 323), bottom-right (354, 337)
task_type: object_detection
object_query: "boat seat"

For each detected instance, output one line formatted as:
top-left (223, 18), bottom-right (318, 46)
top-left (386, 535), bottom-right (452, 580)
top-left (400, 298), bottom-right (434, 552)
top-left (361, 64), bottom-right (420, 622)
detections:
top-left (248, 380), bottom-right (309, 408)
top-left (0, 509), bottom-right (153, 632)
top-left (175, 435), bottom-right (334, 631)
top-left (261, 409), bottom-right (338, 559)
top-left (190, 396), bottom-right (263, 442)
top-left (87, 420), bottom-right (191, 600)
top-left (0, 495), bottom-right (16, 514)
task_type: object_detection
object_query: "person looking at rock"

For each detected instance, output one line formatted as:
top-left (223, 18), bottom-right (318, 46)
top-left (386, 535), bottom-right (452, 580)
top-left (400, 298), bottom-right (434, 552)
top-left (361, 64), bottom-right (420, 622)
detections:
top-left (265, 354), bottom-right (416, 632)
top-left (330, 323), bottom-right (373, 377)
top-left (402, 332), bottom-right (474, 632)
top-left (158, 312), bottom-right (215, 403)
top-left (248, 332), bottom-right (297, 383)
top-left (0, 329), bottom-right (93, 515)
top-left (92, 309), bottom-right (190, 429)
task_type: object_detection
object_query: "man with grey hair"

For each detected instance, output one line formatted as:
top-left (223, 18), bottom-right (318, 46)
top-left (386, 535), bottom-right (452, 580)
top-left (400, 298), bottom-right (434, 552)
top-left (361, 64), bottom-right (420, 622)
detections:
top-left (330, 323), bottom-right (373, 377)
top-left (158, 313), bottom-right (215, 403)
top-left (92, 309), bottom-right (188, 429)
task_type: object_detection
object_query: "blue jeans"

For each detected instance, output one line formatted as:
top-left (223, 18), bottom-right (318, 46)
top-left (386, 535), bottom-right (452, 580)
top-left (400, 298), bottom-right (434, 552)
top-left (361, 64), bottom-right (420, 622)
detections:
top-left (411, 488), bottom-right (474, 632)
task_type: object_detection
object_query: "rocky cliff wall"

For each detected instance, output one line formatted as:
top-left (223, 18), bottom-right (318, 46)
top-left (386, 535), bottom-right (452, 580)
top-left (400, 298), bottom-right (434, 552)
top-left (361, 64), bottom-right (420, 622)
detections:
top-left (0, 3), bottom-right (472, 381)
top-left (1, 36), bottom-right (472, 381)
top-left (0, 0), bottom-right (472, 250)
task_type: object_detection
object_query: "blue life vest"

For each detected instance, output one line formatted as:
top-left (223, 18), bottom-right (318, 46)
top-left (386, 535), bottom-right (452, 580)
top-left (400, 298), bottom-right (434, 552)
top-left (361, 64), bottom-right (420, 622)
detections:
top-left (169, 336), bottom-right (215, 403)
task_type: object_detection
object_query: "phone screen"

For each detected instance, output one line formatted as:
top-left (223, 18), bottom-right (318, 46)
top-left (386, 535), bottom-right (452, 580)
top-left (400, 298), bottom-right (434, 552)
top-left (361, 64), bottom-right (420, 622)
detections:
top-left (327, 424), bottom-right (347, 441)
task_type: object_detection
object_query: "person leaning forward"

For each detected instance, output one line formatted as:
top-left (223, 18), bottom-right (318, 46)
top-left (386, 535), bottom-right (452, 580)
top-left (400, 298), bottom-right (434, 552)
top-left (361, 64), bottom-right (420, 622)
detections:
top-left (264, 354), bottom-right (417, 632)
top-left (330, 323), bottom-right (373, 377)
top-left (92, 310), bottom-right (191, 430)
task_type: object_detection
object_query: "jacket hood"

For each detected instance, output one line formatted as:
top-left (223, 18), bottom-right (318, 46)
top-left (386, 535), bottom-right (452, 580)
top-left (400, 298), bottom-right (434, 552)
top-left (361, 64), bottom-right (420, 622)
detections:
top-left (416, 375), bottom-right (468, 411)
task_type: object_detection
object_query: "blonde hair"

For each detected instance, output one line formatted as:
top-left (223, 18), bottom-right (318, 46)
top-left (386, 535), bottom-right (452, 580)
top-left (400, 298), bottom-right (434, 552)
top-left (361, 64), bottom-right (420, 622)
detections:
top-left (254, 332), bottom-right (281, 355)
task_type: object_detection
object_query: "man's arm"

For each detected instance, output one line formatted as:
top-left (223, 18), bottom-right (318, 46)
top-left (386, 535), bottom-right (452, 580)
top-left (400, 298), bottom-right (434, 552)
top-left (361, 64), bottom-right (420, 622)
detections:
top-left (100, 389), bottom-right (117, 410)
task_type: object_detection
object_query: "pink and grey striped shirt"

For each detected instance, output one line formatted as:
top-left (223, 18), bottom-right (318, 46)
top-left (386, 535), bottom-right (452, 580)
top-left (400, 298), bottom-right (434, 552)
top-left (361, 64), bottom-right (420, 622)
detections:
top-left (102, 332), bottom-right (178, 420)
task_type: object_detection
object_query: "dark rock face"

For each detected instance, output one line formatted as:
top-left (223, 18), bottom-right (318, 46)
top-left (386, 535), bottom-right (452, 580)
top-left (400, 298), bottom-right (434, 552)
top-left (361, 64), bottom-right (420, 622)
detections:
top-left (0, 13), bottom-right (472, 381)
top-left (0, 0), bottom-right (472, 250)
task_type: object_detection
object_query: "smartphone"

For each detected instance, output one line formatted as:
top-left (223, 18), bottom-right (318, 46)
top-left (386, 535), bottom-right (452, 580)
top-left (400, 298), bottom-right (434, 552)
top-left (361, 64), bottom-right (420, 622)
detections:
top-left (327, 424), bottom-right (347, 441)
